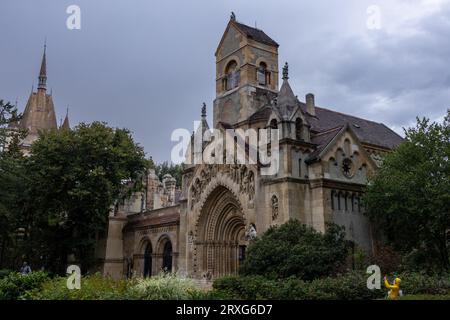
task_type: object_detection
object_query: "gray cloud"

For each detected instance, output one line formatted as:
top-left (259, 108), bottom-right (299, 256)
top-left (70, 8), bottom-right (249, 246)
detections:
top-left (0, 0), bottom-right (448, 162)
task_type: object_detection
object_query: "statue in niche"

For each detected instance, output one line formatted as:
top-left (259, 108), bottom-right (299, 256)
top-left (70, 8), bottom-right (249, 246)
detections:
top-left (271, 195), bottom-right (279, 220)
top-left (188, 231), bottom-right (194, 247)
top-left (245, 223), bottom-right (257, 241)
top-left (248, 171), bottom-right (255, 200)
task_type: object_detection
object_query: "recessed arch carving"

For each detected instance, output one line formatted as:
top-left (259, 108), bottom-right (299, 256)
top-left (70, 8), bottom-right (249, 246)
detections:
top-left (194, 185), bottom-right (247, 279)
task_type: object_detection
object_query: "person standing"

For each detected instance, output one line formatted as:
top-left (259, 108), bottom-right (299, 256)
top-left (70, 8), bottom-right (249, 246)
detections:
top-left (20, 261), bottom-right (32, 275)
top-left (384, 275), bottom-right (402, 300)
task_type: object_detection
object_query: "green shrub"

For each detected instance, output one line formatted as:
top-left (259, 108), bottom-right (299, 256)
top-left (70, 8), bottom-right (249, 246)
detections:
top-left (398, 272), bottom-right (450, 296)
top-left (27, 273), bottom-right (212, 300)
top-left (240, 220), bottom-right (349, 280)
top-left (0, 271), bottom-right (49, 300)
top-left (214, 272), bottom-right (384, 300)
top-left (25, 274), bottom-right (130, 300)
top-left (304, 273), bottom-right (383, 300)
top-left (127, 273), bottom-right (205, 300)
top-left (213, 276), bottom-right (281, 300)
top-left (0, 269), bottom-right (12, 279)
top-left (213, 272), bottom-right (450, 300)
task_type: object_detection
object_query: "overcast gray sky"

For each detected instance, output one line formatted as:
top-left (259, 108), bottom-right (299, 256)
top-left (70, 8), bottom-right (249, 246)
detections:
top-left (1, 0), bottom-right (449, 162)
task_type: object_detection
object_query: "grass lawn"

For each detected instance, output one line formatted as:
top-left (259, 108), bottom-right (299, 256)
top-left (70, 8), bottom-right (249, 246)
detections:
top-left (398, 294), bottom-right (450, 300)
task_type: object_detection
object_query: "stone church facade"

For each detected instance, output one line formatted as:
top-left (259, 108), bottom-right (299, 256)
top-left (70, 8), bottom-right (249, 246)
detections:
top-left (100, 15), bottom-right (403, 280)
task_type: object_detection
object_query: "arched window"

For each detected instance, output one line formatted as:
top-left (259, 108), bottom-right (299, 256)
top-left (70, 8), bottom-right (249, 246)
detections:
top-left (270, 119), bottom-right (278, 130)
top-left (337, 192), bottom-right (342, 211)
top-left (295, 118), bottom-right (303, 140)
top-left (331, 190), bottom-right (335, 210)
top-left (224, 60), bottom-right (239, 91)
top-left (162, 241), bottom-right (173, 272)
top-left (143, 243), bottom-right (152, 278)
top-left (268, 119), bottom-right (278, 143)
top-left (239, 245), bottom-right (247, 261)
top-left (298, 158), bottom-right (302, 177)
top-left (257, 62), bottom-right (270, 86)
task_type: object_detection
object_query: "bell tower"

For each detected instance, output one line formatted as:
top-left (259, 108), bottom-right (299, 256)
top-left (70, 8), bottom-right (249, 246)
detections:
top-left (213, 13), bottom-right (279, 128)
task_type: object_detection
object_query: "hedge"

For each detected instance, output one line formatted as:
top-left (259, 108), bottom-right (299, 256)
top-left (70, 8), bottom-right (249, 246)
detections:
top-left (0, 271), bottom-right (50, 300)
top-left (212, 272), bottom-right (450, 300)
top-left (25, 273), bottom-right (216, 300)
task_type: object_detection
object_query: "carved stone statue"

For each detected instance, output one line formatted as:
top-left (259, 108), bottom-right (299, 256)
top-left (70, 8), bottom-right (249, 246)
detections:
top-left (188, 231), bottom-right (194, 247)
top-left (245, 223), bottom-right (257, 241)
top-left (271, 195), bottom-right (279, 220)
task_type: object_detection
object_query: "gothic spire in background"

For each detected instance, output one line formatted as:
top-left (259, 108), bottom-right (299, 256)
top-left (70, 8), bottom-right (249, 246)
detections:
top-left (38, 42), bottom-right (47, 91)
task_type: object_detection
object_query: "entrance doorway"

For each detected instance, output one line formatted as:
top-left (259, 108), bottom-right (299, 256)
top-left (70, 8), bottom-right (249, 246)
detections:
top-left (143, 243), bottom-right (152, 278)
top-left (162, 241), bottom-right (173, 272)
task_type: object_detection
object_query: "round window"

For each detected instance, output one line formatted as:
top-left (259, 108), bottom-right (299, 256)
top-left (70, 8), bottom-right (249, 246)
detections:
top-left (342, 158), bottom-right (354, 178)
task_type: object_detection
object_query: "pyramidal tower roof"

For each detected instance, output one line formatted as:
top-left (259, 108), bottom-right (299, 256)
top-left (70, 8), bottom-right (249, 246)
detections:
top-left (275, 62), bottom-right (299, 120)
top-left (18, 44), bottom-right (58, 148)
top-left (61, 107), bottom-right (70, 131)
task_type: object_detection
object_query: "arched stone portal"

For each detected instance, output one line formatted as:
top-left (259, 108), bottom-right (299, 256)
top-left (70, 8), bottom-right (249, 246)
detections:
top-left (162, 241), bottom-right (173, 272)
top-left (156, 236), bottom-right (173, 273)
top-left (143, 243), bottom-right (152, 278)
top-left (196, 186), bottom-right (246, 279)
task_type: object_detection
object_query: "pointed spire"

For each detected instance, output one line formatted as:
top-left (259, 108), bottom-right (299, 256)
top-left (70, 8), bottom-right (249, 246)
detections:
top-left (38, 41), bottom-right (47, 91)
top-left (61, 106), bottom-right (70, 131)
top-left (277, 62), bottom-right (297, 118)
top-left (230, 12), bottom-right (236, 21)
top-left (282, 62), bottom-right (289, 81)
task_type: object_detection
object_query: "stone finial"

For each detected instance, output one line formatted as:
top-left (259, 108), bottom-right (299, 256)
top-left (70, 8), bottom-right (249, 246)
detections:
top-left (230, 12), bottom-right (236, 21)
top-left (201, 102), bottom-right (207, 118)
top-left (282, 62), bottom-right (289, 81)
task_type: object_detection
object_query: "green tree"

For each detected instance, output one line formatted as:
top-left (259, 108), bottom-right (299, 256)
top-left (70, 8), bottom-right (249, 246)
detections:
top-left (0, 100), bottom-right (25, 269)
top-left (0, 99), bottom-right (23, 152)
top-left (240, 220), bottom-right (349, 280)
top-left (364, 110), bottom-right (450, 270)
top-left (154, 161), bottom-right (183, 187)
top-left (24, 122), bottom-right (147, 273)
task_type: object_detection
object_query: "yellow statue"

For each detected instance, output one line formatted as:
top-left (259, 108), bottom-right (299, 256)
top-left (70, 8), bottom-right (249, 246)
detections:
top-left (384, 275), bottom-right (402, 300)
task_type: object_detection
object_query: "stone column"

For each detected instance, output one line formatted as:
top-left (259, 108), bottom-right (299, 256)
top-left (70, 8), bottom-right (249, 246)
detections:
top-left (102, 214), bottom-right (127, 279)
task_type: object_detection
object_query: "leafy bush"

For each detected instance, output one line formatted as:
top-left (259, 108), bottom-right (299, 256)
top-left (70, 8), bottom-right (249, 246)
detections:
top-left (26, 273), bottom-right (214, 300)
top-left (212, 275), bottom-right (280, 300)
top-left (0, 269), bottom-right (12, 279)
top-left (25, 274), bottom-right (130, 300)
top-left (240, 220), bottom-right (349, 280)
top-left (213, 272), bottom-right (450, 300)
top-left (127, 273), bottom-right (204, 300)
top-left (398, 272), bottom-right (450, 295)
top-left (0, 271), bottom-right (49, 300)
top-left (213, 272), bottom-right (383, 300)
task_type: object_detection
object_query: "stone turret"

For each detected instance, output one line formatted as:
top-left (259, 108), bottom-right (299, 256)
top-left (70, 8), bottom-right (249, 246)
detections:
top-left (146, 169), bottom-right (160, 210)
top-left (163, 174), bottom-right (177, 206)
